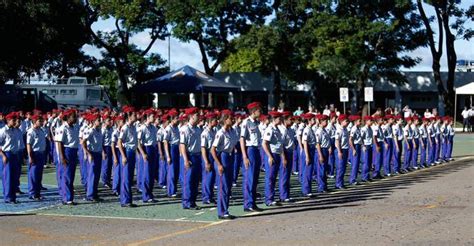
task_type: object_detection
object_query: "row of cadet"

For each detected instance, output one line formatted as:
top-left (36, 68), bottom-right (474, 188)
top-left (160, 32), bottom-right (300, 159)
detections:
top-left (0, 103), bottom-right (455, 220)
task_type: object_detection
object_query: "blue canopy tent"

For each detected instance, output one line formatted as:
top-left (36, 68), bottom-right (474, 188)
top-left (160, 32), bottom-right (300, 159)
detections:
top-left (134, 65), bottom-right (241, 93)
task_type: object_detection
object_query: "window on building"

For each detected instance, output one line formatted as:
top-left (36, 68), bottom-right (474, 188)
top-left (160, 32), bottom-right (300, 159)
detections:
top-left (86, 89), bottom-right (100, 100)
top-left (60, 89), bottom-right (76, 95)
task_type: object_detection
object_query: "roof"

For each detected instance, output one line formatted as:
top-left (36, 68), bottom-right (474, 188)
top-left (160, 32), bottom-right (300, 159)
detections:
top-left (135, 65), bottom-right (240, 93)
top-left (455, 81), bottom-right (474, 95)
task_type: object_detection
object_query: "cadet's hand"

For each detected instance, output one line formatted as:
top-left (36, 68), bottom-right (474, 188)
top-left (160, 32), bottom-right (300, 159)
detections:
top-left (29, 157), bottom-right (34, 166)
top-left (376, 146), bottom-right (381, 152)
top-left (205, 161), bottom-right (212, 172)
top-left (102, 152), bottom-right (106, 160)
top-left (160, 155), bottom-right (164, 161)
top-left (122, 156), bottom-right (128, 166)
top-left (305, 156), bottom-right (310, 166)
top-left (268, 157), bottom-right (274, 166)
top-left (61, 157), bottom-right (68, 166)
top-left (338, 151), bottom-right (342, 160)
top-left (167, 157), bottom-right (171, 165)
top-left (184, 159), bottom-right (191, 169)
top-left (319, 156), bottom-right (325, 164)
top-left (87, 154), bottom-right (92, 163)
top-left (385, 143), bottom-right (389, 149)
top-left (113, 157), bottom-right (118, 166)
top-left (243, 157), bottom-right (250, 169)
top-left (218, 164), bottom-right (224, 175)
top-left (282, 157), bottom-right (287, 167)
top-left (2, 156), bottom-right (7, 165)
top-left (142, 154), bottom-right (148, 162)
top-left (352, 149), bottom-right (357, 156)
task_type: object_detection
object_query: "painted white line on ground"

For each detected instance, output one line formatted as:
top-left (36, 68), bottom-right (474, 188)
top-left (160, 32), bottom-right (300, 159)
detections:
top-left (36, 213), bottom-right (213, 223)
top-left (194, 211), bottom-right (205, 215)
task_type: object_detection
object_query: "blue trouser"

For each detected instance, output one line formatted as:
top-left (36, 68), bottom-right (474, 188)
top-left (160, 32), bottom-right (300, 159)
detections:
top-left (167, 144), bottom-right (180, 196)
top-left (442, 136), bottom-right (449, 160)
top-left (137, 151), bottom-right (144, 191)
top-left (217, 152), bottom-right (233, 217)
top-left (16, 149), bottom-right (24, 192)
top-left (158, 154), bottom-right (167, 187)
top-left (49, 138), bottom-right (55, 165)
top-left (243, 146), bottom-right (261, 209)
top-left (428, 137), bottom-right (436, 164)
top-left (317, 148), bottom-right (330, 192)
top-left (372, 143), bottom-right (384, 177)
top-left (383, 139), bottom-right (393, 175)
top-left (2, 151), bottom-right (18, 202)
top-left (112, 148), bottom-right (121, 193)
top-left (202, 152), bottom-right (215, 203)
top-left (349, 144), bottom-right (361, 184)
top-left (45, 138), bottom-right (52, 164)
top-left (86, 151), bottom-right (102, 200)
top-left (61, 147), bottom-right (78, 203)
top-left (79, 146), bottom-right (87, 186)
top-left (392, 140), bottom-right (402, 172)
top-left (142, 145), bottom-right (157, 201)
top-left (313, 150), bottom-right (319, 181)
top-left (412, 139), bottom-right (420, 167)
top-left (101, 146), bottom-right (113, 185)
top-left (293, 144), bottom-right (299, 174)
top-left (301, 146), bottom-right (314, 196)
top-left (328, 140), bottom-right (336, 176)
top-left (435, 135), bottom-right (441, 161)
top-left (361, 145), bottom-right (372, 181)
top-left (120, 149), bottom-right (136, 205)
top-left (335, 148), bottom-right (348, 188)
top-left (280, 150), bottom-right (293, 200)
top-left (28, 151), bottom-right (45, 198)
top-left (54, 145), bottom-right (62, 195)
top-left (298, 147), bottom-right (304, 184)
top-left (264, 153), bottom-right (281, 205)
top-left (420, 138), bottom-right (428, 166)
top-left (260, 147), bottom-right (266, 171)
top-left (403, 141), bottom-right (412, 170)
top-left (232, 148), bottom-right (242, 185)
top-left (447, 135), bottom-right (454, 159)
top-left (182, 153), bottom-right (201, 208)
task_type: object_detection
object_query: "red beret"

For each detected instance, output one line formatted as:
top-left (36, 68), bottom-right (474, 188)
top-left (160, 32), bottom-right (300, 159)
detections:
top-left (412, 116), bottom-right (419, 121)
top-left (442, 116), bottom-right (450, 121)
top-left (317, 114), bottom-right (328, 121)
top-left (281, 111), bottom-right (291, 117)
top-left (422, 117), bottom-right (429, 122)
top-left (349, 115), bottom-right (361, 121)
top-left (291, 116), bottom-right (300, 121)
top-left (205, 112), bottom-right (217, 119)
top-left (184, 107), bottom-right (198, 115)
top-left (329, 112), bottom-right (337, 118)
top-left (63, 109), bottom-right (76, 117)
top-left (405, 117), bottom-right (412, 121)
top-left (143, 109), bottom-right (155, 116)
top-left (123, 106), bottom-right (135, 113)
top-left (179, 114), bottom-right (187, 121)
top-left (259, 115), bottom-right (268, 121)
top-left (31, 114), bottom-right (41, 121)
top-left (394, 115), bottom-right (402, 120)
top-left (114, 116), bottom-right (124, 121)
top-left (5, 112), bottom-right (17, 120)
top-left (363, 116), bottom-right (373, 121)
top-left (384, 115), bottom-right (393, 120)
top-left (373, 115), bottom-right (382, 121)
top-left (220, 109), bottom-right (233, 116)
top-left (301, 113), bottom-right (314, 120)
top-left (338, 114), bottom-right (347, 121)
top-left (89, 114), bottom-right (99, 121)
top-left (268, 111), bottom-right (282, 118)
top-left (247, 102), bottom-right (261, 110)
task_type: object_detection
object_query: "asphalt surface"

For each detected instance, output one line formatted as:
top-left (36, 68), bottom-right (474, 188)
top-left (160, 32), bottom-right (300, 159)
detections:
top-left (1, 156), bottom-right (473, 246)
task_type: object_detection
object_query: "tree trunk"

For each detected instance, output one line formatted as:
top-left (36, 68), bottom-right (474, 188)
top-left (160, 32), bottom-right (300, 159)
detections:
top-left (115, 61), bottom-right (130, 106)
top-left (273, 65), bottom-right (282, 109)
top-left (443, 15), bottom-right (457, 116)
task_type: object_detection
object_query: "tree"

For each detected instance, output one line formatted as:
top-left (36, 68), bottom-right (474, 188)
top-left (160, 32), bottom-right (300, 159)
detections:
top-left (417, 0), bottom-right (473, 116)
top-left (84, 0), bottom-right (169, 104)
top-left (161, 0), bottom-right (271, 76)
top-left (0, 0), bottom-right (91, 84)
top-left (299, 0), bottom-right (426, 114)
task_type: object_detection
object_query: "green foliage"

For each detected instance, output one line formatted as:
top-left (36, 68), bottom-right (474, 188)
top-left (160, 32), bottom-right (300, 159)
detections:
top-left (160, 0), bottom-right (272, 75)
top-left (0, 0), bottom-right (91, 83)
top-left (97, 68), bottom-right (118, 103)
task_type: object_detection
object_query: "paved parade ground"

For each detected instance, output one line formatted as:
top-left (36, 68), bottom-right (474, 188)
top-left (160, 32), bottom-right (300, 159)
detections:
top-left (1, 134), bottom-right (473, 245)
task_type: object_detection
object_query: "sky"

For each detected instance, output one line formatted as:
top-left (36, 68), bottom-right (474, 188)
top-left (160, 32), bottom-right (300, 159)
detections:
top-left (82, 2), bottom-right (474, 73)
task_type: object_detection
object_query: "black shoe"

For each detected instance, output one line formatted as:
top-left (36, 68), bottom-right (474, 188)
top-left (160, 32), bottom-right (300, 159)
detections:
top-left (400, 169), bottom-right (408, 174)
top-left (218, 214), bottom-right (236, 220)
top-left (5, 200), bottom-right (19, 204)
top-left (265, 201), bottom-right (282, 207)
top-left (62, 201), bottom-right (77, 206)
top-left (281, 198), bottom-right (295, 203)
top-left (317, 190), bottom-right (328, 194)
top-left (244, 206), bottom-right (263, 212)
top-left (349, 182), bottom-right (359, 186)
top-left (41, 186), bottom-right (48, 191)
top-left (143, 199), bottom-right (157, 203)
top-left (335, 186), bottom-right (346, 190)
top-left (16, 190), bottom-right (25, 195)
top-left (184, 205), bottom-right (201, 210)
top-left (256, 192), bottom-right (262, 199)
top-left (104, 183), bottom-right (112, 189)
top-left (121, 203), bottom-right (137, 208)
